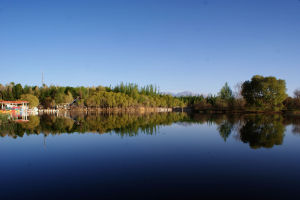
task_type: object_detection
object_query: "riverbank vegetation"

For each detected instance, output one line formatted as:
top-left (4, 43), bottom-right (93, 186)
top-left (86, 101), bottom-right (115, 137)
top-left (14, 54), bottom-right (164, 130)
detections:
top-left (180, 75), bottom-right (300, 112)
top-left (0, 75), bottom-right (299, 112)
top-left (0, 83), bottom-right (185, 109)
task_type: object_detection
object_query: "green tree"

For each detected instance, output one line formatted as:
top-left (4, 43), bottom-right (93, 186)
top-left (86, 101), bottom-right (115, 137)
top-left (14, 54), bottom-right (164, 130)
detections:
top-left (64, 91), bottom-right (74, 104)
top-left (0, 82), bottom-right (185, 109)
top-left (0, 84), bottom-right (4, 100)
top-left (20, 94), bottom-right (39, 108)
top-left (218, 82), bottom-right (233, 100)
top-left (42, 97), bottom-right (55, 108)
top-left (5, 83), bottom-right (14, 100)
top-left (55, 90), bottom-right (73, 104)
top-left (241, 75), bottom-right (287, 110)
top-left (23, 85), bottom-right (33, 95)
top-left (13, 84), bottom-right (23, 99)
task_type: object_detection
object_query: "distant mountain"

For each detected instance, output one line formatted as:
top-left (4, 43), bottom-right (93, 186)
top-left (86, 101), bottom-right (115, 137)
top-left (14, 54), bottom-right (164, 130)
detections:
top-left (174, 91), bottom-right (197, 97)
top-left (161, 91), bottom-right (200, 97)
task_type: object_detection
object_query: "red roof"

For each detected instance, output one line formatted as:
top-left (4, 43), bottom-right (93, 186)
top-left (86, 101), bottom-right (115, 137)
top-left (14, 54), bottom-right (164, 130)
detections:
top-left (0, 100), bottom-right (29, 104)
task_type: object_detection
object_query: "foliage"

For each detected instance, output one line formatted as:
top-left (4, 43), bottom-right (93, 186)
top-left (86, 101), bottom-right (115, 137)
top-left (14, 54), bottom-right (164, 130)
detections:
top-left (20, 94), bottom-right (39, 108)
top-left (177, 95), bottom-right (205, 107)
top-left (218, 82), bottom-right (233, 100)
top-left (86, 91), bottom-right (184, 108)
top-left (0, 76), bottom-right (297, 111)
top-left (13, 84), bottom-right (23, 99)
top-left (241, 75), bottom-right (287, 110)
top-left (283, 97), bottom-right (300, 110)
top-left (42, 97), bottom-right (56, 108)
top-left (113, 83), bottom-right (159, 97)
top-left (0, 83), bottom-right (185, 109)
top-left (55, 91), bottom-right (74, 104)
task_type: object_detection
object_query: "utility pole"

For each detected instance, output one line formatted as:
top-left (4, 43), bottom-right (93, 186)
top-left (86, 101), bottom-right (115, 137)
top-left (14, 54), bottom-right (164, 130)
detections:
top-left (42, 72), bottom-right (45, 87)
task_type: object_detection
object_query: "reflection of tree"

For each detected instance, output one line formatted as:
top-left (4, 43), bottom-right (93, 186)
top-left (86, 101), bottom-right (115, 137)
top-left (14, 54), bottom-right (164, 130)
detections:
top-left (1, 113), bottom-right (298, 150)
top-left (293, 125), bottom-right (300, 135)
top-left (21, 116), bottom-right (40, 130)
top-left (0, 121), bottom-right (23, 138)
top-left (192, 113), bottom-right (242, 126)
top-left (287, 116), bottom-right (300, 135)
top-left (218, 121), bottom-right (234, 141)
top-left (0, 112), bottom-right (188, 138)
top-left (239, 115), bottom-right (285, 149)
top-left (0, 114), bottom-right (9, 125)
top-left (281, 115), bottom-right (300, 136)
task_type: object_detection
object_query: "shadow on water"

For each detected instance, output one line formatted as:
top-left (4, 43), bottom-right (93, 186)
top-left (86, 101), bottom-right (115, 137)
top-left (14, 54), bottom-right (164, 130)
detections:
top-left (1, 112), bottom-right (300, 149)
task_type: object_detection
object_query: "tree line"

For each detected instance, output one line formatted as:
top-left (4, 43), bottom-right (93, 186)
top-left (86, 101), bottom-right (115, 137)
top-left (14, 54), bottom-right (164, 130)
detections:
top-left (179, 75), bottom-right (300, 112)
top-left (0, 82), bottom-right (185, 109)
top-left (0, 75), bottom-right (299, 111)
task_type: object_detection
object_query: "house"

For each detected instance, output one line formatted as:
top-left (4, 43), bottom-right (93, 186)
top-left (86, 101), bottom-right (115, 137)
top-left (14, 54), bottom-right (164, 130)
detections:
top-left (0, 100), bottom-right (29, 112)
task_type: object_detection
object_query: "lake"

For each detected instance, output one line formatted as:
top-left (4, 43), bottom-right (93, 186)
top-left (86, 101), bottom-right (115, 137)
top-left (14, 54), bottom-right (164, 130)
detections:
top-left (1, 112), bottom-right (300, 199)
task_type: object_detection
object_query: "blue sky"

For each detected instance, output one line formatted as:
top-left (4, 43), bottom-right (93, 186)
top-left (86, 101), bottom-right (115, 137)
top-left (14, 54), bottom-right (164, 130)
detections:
top-left (0, 0), bottom-right (299, 95)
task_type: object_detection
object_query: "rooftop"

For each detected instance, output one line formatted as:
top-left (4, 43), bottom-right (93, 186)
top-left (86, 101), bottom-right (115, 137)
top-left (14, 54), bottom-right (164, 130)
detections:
top-left (0, 100), bottom-right (29, 104)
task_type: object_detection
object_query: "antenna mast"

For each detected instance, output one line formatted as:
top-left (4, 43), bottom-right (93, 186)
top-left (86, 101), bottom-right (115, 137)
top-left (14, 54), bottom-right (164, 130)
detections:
top-left (42, 72), bottom-right (44, 86)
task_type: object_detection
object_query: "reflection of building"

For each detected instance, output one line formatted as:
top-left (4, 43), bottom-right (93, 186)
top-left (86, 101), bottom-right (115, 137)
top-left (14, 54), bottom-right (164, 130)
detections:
top-left (9, 114), bottom-right (29, 123)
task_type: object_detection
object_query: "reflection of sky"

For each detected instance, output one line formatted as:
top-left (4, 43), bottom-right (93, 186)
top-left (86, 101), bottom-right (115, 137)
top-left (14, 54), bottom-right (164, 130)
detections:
top-left (1, 122), bottom-right (300, 198)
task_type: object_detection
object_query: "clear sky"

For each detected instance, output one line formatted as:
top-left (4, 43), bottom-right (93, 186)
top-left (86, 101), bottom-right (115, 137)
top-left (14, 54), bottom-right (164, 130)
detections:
top-left (0, 0), bottom-right (299, 95)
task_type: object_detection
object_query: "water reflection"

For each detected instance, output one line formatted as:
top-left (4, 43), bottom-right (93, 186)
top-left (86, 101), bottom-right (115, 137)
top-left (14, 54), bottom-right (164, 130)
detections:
top-left (0, 112), bottom-right (189, 138)
top-left (1, 112), bottom-right (300, 149)
top-left (290, 116), bottom-right (300, 135)
top-left (239, 115), bottom-right (285, 149)
top-left (293, 125), bottom-right (300, 134)
top-left (190, 113), bottom-right (298, 149)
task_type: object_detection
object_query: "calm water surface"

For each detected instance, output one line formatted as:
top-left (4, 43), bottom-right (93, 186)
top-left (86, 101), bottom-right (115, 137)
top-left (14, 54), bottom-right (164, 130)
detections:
top-left (1, 113), bottom-right (300, 199)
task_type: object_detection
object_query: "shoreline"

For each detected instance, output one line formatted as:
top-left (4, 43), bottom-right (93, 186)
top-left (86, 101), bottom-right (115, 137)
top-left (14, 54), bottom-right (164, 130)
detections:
top-left (40, 106), bottom-right (300, 115)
